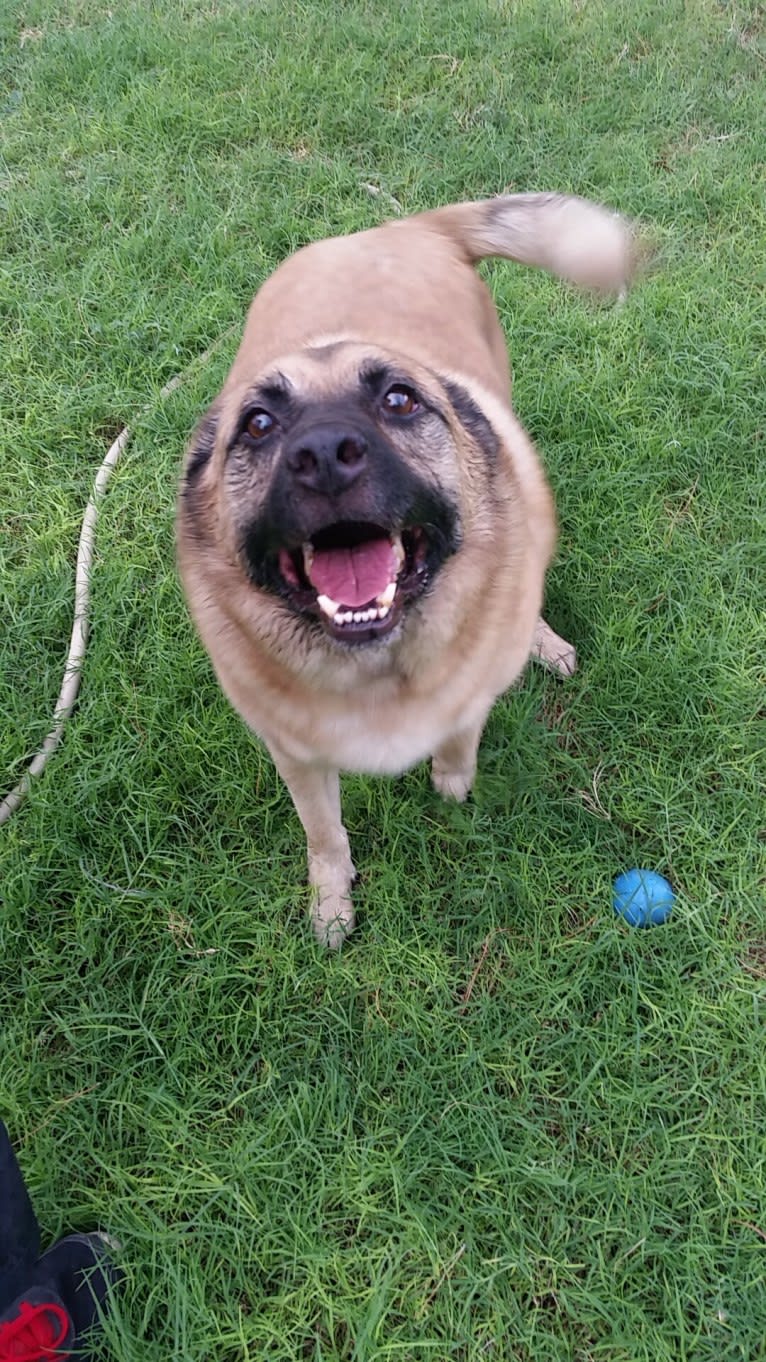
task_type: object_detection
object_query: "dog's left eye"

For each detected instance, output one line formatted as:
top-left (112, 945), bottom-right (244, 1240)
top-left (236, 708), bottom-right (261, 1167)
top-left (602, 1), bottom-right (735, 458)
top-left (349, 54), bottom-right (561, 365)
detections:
top-left (245, 409), bottom-right (276, 441)
top-left (382, 385), bottom-right (419, 417)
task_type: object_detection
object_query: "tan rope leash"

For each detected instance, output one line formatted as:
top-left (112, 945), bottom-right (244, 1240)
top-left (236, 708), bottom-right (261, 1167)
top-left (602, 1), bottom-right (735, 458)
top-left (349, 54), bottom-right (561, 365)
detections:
top-left (1, 335), bottom-right (233, 827)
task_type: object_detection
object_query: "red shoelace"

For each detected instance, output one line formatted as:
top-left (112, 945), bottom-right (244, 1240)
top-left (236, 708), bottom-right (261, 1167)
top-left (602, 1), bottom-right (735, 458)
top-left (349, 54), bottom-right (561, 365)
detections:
top-left (0, 1298), bottom-right (71, 1360)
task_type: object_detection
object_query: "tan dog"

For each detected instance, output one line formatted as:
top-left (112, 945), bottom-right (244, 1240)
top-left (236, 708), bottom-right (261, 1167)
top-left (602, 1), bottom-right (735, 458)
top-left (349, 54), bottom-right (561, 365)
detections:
top-left (178, 192), bottom-right (636, 945)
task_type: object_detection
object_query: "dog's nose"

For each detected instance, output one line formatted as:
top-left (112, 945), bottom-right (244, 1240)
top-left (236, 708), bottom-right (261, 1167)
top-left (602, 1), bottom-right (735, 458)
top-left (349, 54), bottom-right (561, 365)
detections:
top-left (284, 425), bottom-right (368, 496)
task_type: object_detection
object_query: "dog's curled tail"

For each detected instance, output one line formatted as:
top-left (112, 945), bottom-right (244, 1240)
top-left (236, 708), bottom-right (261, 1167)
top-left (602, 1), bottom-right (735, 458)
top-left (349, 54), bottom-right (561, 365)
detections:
top-left (415, 192), bottom-right (638, 294)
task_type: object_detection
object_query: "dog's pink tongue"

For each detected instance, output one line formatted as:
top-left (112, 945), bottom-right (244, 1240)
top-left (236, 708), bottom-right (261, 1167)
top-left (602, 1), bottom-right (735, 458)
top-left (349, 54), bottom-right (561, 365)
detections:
top-left (307, 537), bottom-right (397, 608)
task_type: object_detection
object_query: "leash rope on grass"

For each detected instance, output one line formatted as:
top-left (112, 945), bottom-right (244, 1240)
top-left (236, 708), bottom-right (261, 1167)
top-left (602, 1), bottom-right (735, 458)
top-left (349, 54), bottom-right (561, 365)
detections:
top-left (0, 336), bottom-right (232, 828)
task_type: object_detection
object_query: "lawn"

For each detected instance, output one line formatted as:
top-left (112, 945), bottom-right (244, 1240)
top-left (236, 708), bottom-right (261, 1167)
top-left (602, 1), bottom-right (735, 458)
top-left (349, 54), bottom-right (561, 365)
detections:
top-left (1, 0), bottom-right (765, 1358)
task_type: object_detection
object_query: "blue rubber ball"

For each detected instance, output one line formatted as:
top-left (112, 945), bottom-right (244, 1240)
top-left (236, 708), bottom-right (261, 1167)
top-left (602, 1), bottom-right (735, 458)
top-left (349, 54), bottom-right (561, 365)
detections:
top-left (613, 869), bottom-right (674, 927)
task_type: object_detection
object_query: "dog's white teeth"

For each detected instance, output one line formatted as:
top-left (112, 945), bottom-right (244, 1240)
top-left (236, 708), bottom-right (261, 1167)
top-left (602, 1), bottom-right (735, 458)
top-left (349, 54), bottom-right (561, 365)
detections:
top-left (392, 533), bottom-right (405, 570)
top-left (376, 580), bottom-right (397, 609)
top-left (317, 593), bottom-right (340, 618)
top-left (328, 602), bottom-right (392, 628)
top-left (302, 542), bottom-right (314, 571)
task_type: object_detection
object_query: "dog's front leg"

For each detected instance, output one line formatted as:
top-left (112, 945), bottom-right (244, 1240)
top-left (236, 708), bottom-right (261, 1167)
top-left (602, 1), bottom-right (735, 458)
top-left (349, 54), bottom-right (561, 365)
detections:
top-left (270, 747), bottom-right (356, 948)
top-left (431, 719), bottom-right (486, 803)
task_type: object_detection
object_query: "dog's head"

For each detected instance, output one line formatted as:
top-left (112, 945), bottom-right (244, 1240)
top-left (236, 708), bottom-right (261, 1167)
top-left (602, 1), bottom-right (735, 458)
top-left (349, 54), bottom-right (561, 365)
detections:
top-left (181, 340), bottom-right (502, 649)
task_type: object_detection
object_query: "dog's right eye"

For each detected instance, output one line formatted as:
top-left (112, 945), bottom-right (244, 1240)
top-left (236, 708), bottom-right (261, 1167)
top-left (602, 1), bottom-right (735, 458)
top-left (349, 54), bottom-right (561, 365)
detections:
top-left (382, 385), bottom-right (419, 417)
top-left (245, 409), bottom-right (276, 441)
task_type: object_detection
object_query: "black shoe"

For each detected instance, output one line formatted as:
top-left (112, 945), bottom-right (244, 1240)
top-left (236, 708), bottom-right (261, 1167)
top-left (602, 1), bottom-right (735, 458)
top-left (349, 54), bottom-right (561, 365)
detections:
top-left (26, 1233), bottom-right (120, 1352)
top-left (0, 1284), bottom-right (74, 1359)
top-left (0, 1123), bottom-right (120, 1359)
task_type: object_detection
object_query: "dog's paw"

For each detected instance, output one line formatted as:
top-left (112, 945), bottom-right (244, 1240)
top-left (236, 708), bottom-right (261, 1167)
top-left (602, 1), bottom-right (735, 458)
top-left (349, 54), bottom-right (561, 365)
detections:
top-left (307, 845), bottom-right (356, 948)
top-left (431, 763), bottom-right (474, 803)
top-left (312, 894), bottom-right (355, 949)
top-left (530, 619), bottom-right (577, 678)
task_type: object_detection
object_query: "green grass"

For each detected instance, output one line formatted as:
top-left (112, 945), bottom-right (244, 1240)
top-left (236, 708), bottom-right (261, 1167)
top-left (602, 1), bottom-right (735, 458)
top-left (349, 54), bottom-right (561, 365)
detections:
top-left (1, 0), bottom-right (765, 1357)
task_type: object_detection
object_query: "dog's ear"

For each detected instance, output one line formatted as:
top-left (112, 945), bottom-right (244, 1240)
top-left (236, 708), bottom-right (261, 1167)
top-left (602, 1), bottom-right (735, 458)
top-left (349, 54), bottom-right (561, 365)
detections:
top-left (183, 401), bottom-right (220, 488)
top-left (178, 401), bottom-right (221, 551)
top-left (441, 378), bottom-right (499, 468)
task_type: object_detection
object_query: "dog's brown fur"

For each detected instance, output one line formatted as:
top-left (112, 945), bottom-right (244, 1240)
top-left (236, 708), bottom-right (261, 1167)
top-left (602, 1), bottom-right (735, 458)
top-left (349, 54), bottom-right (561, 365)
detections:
top-left (178, 192), bottom-right (636, 945)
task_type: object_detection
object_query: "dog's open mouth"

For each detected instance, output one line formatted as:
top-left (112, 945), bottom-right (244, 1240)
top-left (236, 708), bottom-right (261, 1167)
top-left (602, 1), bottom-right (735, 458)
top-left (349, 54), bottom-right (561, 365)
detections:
top-left (277, 521), bottom-right (431, 643)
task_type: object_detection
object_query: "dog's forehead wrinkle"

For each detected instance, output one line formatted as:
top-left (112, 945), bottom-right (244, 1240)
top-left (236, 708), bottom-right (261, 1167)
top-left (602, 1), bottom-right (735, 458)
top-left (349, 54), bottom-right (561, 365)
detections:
top-left (248, 354), bottom-right (354, 407)
top-left (247, 363), bottom-right (405, 421)
top-left (305, 341), bottom-right (346, 361)
top-left (291, 341), bottom-right (419, 384)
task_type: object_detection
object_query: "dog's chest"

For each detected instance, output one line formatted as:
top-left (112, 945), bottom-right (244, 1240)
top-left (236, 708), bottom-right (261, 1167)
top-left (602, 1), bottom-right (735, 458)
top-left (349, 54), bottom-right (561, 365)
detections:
top-left (268, 680), bottom-right (487, 775)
